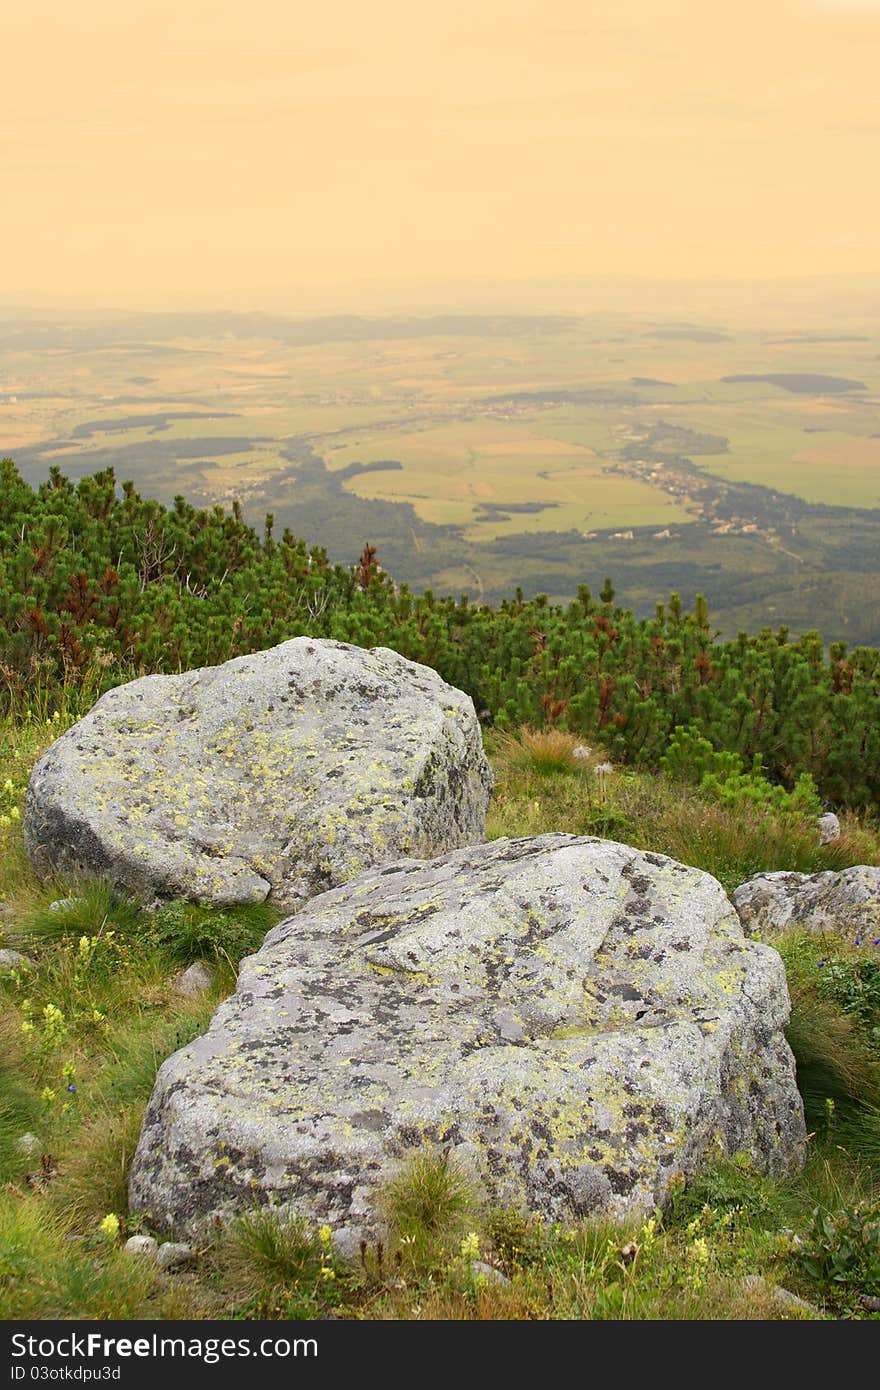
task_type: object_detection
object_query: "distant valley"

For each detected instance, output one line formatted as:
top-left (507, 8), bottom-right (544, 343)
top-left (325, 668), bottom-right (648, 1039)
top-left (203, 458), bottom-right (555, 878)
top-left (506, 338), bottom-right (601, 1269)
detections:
top-left (2, 307), bottom-right (879, 643)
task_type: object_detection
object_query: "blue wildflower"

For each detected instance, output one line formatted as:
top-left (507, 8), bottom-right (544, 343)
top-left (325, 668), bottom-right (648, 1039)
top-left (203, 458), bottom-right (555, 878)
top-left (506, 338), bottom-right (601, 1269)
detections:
top-left (67, 1083), bottom-right (77, 1093)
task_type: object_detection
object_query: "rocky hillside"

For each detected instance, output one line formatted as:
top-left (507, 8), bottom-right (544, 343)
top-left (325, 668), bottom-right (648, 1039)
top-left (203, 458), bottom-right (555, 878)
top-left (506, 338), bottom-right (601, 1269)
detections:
top-left (1, 640), bottom-right (879, 1320)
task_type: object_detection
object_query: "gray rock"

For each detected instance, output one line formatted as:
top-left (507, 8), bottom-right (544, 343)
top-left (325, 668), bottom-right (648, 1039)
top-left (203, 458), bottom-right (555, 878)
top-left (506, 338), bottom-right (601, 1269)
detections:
top-left (24, 639), bottom-right (492, 910)
top-left (740, 1275), bottom-right (818, 1316)
top-left (733, 865), bottom-right (880, 942)
top-left (0, 949), bottom-right (33, 971)
top-left (471, 1260), bottom-right (510, 1284)
top-left (49, 897), bottom-right (79, 913)
top-left (0, 901), bottom-right (13, 919)
top-left (124, 1235), bottom-right (158, 1257)
top-left (155, 1241), bottom-right (194, 1271)
top-left (130, 834), bottom-right (805, 1243)
top-left (16, 1132), bottom-right (40, 1155)
top-left (816, 812), bottom-right (841, 845)
top-left (173, 962), bottom-right (214, 996)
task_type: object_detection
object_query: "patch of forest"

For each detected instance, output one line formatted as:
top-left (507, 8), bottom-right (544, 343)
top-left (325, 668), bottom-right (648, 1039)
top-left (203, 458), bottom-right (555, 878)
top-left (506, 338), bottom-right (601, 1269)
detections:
top-left (2, 457), bottom-right (879, 809)
top-left (720, 373), bottom-right (867, 394)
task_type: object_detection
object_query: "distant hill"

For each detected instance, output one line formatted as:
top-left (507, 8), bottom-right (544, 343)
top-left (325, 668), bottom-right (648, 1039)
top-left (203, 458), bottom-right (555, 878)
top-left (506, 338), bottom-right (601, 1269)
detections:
top-left (721, 373), bottom-right (867, 394)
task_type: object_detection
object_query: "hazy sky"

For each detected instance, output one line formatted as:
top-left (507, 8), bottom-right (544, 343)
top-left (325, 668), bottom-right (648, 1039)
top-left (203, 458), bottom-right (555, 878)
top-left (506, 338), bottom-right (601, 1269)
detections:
top-left (4, 0), bottom-right (880, 309)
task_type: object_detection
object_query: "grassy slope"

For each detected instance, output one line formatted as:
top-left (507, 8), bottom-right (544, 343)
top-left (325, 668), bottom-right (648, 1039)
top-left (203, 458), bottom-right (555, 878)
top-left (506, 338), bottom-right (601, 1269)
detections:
top-left (1, 720), bottom-right (880, 1320)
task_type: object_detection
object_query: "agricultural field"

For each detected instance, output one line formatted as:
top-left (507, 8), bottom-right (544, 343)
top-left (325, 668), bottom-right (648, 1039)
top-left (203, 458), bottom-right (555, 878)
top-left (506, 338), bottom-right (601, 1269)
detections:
top-left (321, 419), bottom-right (690, 535)
top-left (1, 306), bottom-right (879, 639)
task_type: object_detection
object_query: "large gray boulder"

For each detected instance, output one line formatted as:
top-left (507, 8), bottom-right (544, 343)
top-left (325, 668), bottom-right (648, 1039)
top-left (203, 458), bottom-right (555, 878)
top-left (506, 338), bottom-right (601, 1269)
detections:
top-left (733, 865), bottom-right (880, 941)
top-left (24, 639), bottom-right (492, 909)
top-left (129, 835), bottom-right (805, 1243)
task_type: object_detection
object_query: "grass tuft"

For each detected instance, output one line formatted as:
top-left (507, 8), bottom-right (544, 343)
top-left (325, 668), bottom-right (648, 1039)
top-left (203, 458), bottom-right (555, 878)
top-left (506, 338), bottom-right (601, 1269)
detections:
top-left (380, 1146), bottom-right (479, 1268)
top-left (220, 1207), bottom-right (324, 1298)
top-left (489, 727), bottom-right (596, 779)
top-left (146, 899), bottom-right (279, 973)
top-left (12, 880), bottom-right (144, 949)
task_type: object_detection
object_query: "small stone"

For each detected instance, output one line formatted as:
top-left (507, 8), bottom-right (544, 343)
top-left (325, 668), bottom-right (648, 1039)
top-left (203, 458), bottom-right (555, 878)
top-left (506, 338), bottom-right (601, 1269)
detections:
top-left (817, 812), bottom-right (841, 845)
top-left (173, 962), bottom-right (214, 996)
top-left (0, 901), bottom-right (14, 919)
top-left (16, 1132), bottom-right (40, 1155)
top-left (471, 1260), bottom-right (509, 1284)
top-left (49, 897), bottom-right (78, 913)
top-left (858, 1294), bottom-right (880, 1312)
top-left (0, 949), bottom-right (33, 971)
top-left (124, 1235), bottom-right (158, 1257)
top-left (740, 1275), bottom-right (818, 1316)
top-left (156, 1241), bottom-right (194, 1271)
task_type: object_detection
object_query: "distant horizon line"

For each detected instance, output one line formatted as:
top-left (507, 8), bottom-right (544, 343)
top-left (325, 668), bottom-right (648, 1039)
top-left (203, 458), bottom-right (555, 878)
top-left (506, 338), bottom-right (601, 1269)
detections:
top-left (3, 268), bottom-right (880, 321)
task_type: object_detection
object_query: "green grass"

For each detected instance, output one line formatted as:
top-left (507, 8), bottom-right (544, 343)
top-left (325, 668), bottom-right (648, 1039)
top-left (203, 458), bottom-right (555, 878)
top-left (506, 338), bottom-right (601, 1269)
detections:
top-left (486, 729), bottom-right (879, 896)
top-left (1, 714), bottom-right (880, 1318)
top-left (379, 1146), bottom-right (479, 1273)
top-left (215, 1208), bottom-right (330, 1318)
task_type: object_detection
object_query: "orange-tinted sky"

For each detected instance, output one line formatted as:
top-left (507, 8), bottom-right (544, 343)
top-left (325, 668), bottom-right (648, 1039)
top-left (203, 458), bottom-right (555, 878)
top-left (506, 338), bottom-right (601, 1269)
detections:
top-left (4, 0), bottom-right (880, 310)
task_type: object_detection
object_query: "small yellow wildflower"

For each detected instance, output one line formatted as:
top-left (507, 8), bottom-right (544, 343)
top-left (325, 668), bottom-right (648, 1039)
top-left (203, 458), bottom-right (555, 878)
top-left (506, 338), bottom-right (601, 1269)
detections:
top-left (318, 1224), bottom-right (333, 1248)
top-left (41, 1003), bottom-right (67, 1045)
top-left (40, 1087), bottom-right (57, 1104)
top-left (688, 1237), bottom-right (710, 1266)
top-left (99, 1214), bottom-right (120, 1241)
top-left (460, 1232), bottom-right (480, 1261)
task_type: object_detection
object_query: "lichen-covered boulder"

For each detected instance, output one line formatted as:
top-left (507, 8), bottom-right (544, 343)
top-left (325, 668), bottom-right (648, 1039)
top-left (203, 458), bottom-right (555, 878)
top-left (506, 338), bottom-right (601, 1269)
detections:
top-left (733, 866), bottom-right (880, 941)
top-left (129, 834), bottom-right (805, 1243)
top-left (24, 639), bottom-right (492, 909)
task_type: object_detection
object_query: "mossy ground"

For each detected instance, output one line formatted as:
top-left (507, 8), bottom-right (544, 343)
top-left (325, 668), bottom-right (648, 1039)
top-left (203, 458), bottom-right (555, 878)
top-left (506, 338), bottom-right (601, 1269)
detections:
top-left (1, 720), bottom-right (879, 1319)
